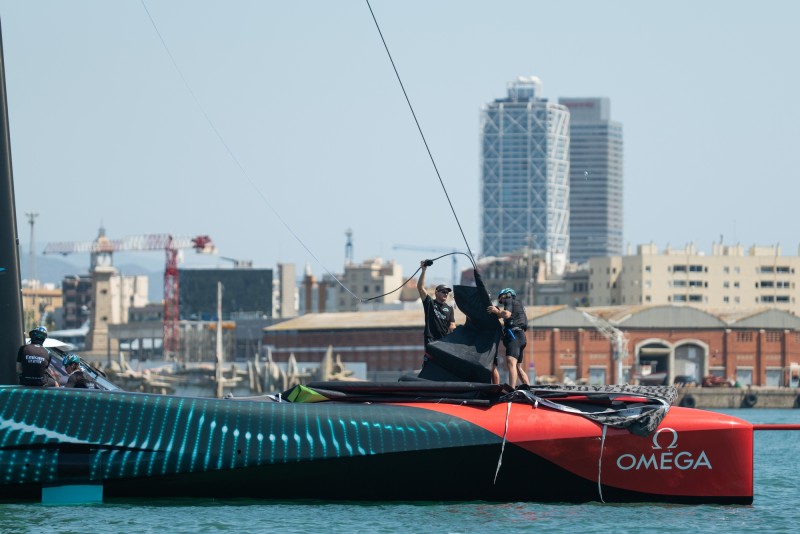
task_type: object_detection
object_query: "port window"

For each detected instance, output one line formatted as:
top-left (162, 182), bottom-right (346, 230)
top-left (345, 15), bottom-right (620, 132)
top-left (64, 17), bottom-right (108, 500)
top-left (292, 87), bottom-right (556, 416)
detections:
top-left (735, 367), bottom-right (753, 386)
top-left (766, 368), bottom-right (782, 387)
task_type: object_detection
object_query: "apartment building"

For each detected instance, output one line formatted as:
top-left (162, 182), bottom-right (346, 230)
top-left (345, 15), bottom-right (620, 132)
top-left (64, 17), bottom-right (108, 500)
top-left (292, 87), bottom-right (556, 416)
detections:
top-left (589, 243), bottom-right (800, 313)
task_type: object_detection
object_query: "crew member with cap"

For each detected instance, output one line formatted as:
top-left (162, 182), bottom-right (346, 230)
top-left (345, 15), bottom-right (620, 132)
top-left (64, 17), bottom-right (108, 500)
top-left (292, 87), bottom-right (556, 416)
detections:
top-left (417, 259), bottom-right (456, 354)
top-left (62, 353), bottom-right (98, 389)
top-left (17, 326), bottom-right (56, 387)
top-left (487, 288), bottom-right (530, 388)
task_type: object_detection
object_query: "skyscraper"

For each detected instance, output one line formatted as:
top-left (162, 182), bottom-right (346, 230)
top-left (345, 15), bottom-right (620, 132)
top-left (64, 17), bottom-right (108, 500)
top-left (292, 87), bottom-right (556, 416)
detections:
top-left (480, 77), bottom-right (570, 262)
top-left (558, 97), bottom-right (624, 264)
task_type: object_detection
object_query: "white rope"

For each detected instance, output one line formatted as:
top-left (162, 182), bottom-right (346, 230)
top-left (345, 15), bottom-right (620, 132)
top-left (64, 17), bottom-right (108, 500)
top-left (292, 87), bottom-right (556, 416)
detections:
top-left (493, 401), bottom-right (512, 484)
top-left (597, 424), bottom-right (607, 503)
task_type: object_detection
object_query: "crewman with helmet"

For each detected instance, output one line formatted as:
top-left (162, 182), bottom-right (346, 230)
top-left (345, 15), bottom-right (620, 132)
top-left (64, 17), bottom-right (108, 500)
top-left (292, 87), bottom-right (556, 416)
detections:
top-left (487, 288), bottom-right (531, 388)
top-left (17, 326), bottom-right (56, 387)
top-left (62, 353), bottom-right (98, 389)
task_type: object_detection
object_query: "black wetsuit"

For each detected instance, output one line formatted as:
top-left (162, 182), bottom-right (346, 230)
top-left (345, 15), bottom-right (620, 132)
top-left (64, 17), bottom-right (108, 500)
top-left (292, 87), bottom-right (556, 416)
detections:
top-left (502, 298), bottom-right (528, 360)
top-left (17, 343), bottom-right (54, 386)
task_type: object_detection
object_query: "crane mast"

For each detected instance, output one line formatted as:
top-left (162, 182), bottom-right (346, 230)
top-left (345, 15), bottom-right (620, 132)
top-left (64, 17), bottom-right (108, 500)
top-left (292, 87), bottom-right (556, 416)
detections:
top-left (44, 232), bottom-right (215, 359)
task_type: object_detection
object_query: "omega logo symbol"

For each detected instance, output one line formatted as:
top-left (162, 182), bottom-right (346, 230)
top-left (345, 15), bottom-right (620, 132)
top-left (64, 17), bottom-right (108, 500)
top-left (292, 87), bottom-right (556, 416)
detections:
top-left (651, 427), bottom-right (679, 450)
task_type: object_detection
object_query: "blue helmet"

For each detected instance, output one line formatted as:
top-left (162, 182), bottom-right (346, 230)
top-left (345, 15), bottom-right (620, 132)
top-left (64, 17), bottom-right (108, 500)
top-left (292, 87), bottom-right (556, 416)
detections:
top-left (29, 326), bottom-right (48, 342)
top-left (62, 353), bottom-right (81, 367)
top-left (498, 288), bottom-right (516, 299)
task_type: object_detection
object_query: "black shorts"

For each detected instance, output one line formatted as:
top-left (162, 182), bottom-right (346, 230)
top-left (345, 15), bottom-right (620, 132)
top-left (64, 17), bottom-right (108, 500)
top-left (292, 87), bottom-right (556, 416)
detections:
top-left (19, 374), bottom-right (56, 387)
top-left (503, 330), bottom-right (527, 360)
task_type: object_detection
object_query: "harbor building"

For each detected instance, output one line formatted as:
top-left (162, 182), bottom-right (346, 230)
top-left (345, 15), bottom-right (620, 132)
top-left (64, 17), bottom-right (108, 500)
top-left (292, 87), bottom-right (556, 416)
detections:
top-left (588, 242), bottom-right (800, 314)
top-left (178, 267), bottom-right (273, 320)
top-left (275, 263), bottom-right (298, 318)
top-left (463, 241), bottom-right (800, 313)
top-left (299, 265), bottom-right (338, 314)
top-left (61, 274), bottom-right (92, 329)
top-left (528, 305), bottom-right (800, 390)
top-left (461, 251), bottom-right (589, 308)
top-left (333, 258), bottom-right (405, 312)
top-left (263, 304), bottom-right (800, 388)
top-left (480, 76), bottom-right (571, 261)
top-left (84, 269), bottom-right (148, 353)
top-left (558, 97), bottom-right (624, 264)
top-left (264, 308), bottom-right (465, 380)
top-left (21, 284), bottom-right (62, 332)
top-left (84, 233), bottom-right (149, 353)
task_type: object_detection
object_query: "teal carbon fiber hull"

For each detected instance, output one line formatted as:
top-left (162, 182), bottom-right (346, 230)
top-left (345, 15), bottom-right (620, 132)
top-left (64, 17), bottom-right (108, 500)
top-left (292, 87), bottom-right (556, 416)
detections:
top-left (0, 386), bottom-right (518, 501)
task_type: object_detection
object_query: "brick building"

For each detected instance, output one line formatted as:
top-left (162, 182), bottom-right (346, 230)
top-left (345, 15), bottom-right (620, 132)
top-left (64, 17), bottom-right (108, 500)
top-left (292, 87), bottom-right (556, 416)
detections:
top-left (264, 304), bottom-right (800, 387)
top-left (263, 309), bottom-right (467, 380)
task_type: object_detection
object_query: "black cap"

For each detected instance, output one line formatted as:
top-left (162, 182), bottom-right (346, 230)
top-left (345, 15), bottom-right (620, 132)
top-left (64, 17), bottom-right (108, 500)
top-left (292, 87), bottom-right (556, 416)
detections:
top-left (435, 284), bottom-right (452, 293)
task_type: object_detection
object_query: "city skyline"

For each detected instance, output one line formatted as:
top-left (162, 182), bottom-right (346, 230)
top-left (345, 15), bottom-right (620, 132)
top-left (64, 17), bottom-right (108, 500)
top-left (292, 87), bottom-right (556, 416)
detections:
top-left (2, 1), bottom-right (799, 288)
top-left (561, 96), bottom-right (624, 264)
top-left (480, 76), bottom-right (571, 259)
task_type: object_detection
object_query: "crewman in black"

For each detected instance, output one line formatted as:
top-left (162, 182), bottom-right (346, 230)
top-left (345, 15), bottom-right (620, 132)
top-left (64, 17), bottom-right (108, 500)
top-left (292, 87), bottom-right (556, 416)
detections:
top-left (487, 288), bottom-right (530, 388)
top-left (17, 326), bottom-right (56, 387)
top-left (417, 259), bottom-right (456, 354)
top-left (62, 353), bottom-right (98, 389)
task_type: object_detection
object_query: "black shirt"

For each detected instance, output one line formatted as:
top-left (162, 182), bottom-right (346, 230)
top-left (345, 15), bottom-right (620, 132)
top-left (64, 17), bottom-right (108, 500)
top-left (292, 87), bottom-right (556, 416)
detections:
top-left (422, 294), bottom-right (454, 348)
top-left (17, 343), bottom-right (52, 386)
top-left (66, 369), bottom-right (98, 389)
top-left (502, 298), bottom-right (528, 332)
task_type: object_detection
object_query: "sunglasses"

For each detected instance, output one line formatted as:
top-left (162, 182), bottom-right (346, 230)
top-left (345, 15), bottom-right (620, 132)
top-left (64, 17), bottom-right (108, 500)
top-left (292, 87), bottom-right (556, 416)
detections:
top-left (437, 289), bottom-right (451, 294)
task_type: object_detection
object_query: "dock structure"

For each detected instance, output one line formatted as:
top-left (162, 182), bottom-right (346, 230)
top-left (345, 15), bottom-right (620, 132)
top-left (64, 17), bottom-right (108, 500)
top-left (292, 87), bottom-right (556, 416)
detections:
top-left (675, 387), bottom-right (799, 409)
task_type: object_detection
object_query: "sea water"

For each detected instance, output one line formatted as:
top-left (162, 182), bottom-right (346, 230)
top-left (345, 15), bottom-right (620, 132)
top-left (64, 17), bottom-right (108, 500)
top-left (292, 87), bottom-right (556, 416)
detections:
top-left (0, 409), bottom-right (797, 534)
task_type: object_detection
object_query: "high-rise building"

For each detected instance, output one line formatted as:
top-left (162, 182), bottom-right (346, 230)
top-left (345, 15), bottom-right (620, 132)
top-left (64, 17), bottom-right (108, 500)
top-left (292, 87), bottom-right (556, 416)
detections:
top-left (480, 77), bottom-right (570, 260)
top-left (559, 97), bottom-right (624, 264)
top-left (178, 268), bottom-right (273, 320)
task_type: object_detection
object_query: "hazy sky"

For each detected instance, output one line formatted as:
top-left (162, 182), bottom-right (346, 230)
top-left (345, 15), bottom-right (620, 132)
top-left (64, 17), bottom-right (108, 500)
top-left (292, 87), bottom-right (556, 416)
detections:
top-left (1, 1), bottom-right (799, 290)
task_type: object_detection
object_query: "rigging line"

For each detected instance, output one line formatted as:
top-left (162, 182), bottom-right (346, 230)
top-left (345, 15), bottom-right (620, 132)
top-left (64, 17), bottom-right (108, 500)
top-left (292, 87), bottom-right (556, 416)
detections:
top-left (139, 0), bottom-right (360, 301)
top-left (493, 401), bottom-right (512, 485)
top-left (597, 424), bottom-right (607, 504)
top-left (361, 251), bottom-right (473, 302)
top-left (365, 0), bottom-right (476, 269)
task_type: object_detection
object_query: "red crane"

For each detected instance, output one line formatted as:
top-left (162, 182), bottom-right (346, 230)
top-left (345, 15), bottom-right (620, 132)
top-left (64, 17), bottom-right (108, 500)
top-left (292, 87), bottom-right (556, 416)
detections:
top-left (44, 232), bottom-right (216, 357)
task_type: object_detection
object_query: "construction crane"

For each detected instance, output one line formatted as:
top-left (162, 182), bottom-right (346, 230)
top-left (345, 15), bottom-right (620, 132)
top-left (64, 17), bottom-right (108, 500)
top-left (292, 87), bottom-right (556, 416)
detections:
top-left (44, 232), bottom-right (216, 357)
top-left (220, 256), bottom-right (253, 268)
top-left (393, 244), bottom-right (465, 289)
top-left (582, 311), bottom-right (629, 384)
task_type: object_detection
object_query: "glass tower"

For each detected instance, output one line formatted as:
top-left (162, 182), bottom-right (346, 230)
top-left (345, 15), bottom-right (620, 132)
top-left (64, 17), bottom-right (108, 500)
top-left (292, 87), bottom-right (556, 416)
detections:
top-left (480, 77), bottom-right (570, 261)
top-left (558, 97), bottom-right (624, 264)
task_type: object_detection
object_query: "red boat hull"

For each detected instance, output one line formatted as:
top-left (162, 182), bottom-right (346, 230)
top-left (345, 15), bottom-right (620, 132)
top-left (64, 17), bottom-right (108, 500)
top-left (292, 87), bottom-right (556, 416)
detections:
top-left (413, 402), bottom-right (753, 503)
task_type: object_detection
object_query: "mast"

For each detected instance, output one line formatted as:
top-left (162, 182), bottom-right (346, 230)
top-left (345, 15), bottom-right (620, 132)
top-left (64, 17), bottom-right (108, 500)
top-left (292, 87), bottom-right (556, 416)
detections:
top-left (0, 19), bottom-right (24, 384)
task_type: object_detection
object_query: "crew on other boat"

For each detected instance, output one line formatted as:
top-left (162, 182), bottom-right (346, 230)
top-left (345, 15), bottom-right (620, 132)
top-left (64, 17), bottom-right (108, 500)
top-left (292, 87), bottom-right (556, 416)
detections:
top-left (17, 326), bottom-right (57, 387)
top-left (62, 353), bottom-right (99, 389)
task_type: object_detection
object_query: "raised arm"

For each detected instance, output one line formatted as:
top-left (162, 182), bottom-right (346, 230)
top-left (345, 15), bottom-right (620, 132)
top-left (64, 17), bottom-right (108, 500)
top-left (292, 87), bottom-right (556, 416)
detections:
top-left (417, 260), bottom-right (428, 300)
